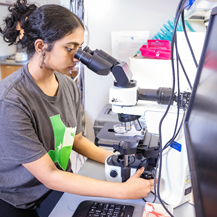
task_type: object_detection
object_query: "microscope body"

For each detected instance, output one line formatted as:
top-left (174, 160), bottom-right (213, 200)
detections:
top-left (104, 96), bottom-right (192, 208)
top-left (75, 46), bottom-right (192, 208)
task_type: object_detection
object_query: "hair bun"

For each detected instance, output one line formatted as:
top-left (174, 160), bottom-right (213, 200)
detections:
top-left (0, 0), bottom-right (37, 45)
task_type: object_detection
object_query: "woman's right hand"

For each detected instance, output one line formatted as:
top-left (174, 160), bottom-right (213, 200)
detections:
top-left (121, 167), bottom-right (155, 200)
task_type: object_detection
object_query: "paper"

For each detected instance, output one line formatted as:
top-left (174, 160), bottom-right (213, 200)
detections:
top-left (143, 202), bottom-right (173, 217)
top-left (111, 31), bottom-right (149, 65)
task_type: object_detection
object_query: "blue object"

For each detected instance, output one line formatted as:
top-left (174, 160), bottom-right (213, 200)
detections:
top-left (135, 16), bottom-right (195, 55)
top-left (170, 141), bottom-right (182, 152)
top-left (152, 18), bottom-right (195, 42)
top-left (185, 0), bottom-right (195, 10)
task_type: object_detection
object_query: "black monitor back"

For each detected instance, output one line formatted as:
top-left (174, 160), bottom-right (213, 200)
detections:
top-left (184, 7), bottom-right (217, 217)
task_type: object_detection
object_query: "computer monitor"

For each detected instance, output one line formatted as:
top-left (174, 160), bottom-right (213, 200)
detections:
top-left (184, 7), bottom-right (217, 217)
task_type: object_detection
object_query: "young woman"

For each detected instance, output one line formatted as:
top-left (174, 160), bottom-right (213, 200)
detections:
top-left (0, 1), bottom-right (154, 216)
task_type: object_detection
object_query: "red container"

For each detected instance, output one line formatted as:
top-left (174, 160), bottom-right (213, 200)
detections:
top-left (140, 40), bottom-right (171, 60)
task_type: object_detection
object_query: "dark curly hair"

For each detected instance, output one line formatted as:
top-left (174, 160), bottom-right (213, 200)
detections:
top-left (0, 0), bottom-right (84, 57)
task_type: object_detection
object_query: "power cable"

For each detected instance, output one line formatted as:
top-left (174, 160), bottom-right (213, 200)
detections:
top-left (181, 10), bottom-right (198, 68)
top-left (156, 1), bottom-right (188, 216)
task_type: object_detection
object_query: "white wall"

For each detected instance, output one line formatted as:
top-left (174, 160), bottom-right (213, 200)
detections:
top-left (84, 0), bottom-right (183, 142)
top-left (0, 5), bottom-right (16, 57)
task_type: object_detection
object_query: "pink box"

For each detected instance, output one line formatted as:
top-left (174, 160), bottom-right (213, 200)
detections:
top-left (140, 40), bottom-right (171, 60)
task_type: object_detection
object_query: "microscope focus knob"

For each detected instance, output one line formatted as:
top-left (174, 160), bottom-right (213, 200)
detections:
top-left (110, 170), bottom-right (118, 178)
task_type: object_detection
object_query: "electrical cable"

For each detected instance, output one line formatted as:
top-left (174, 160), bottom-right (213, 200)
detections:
top-left (163, 111), bottom-right (186, 151)
top-left (156, 1), bottom-right (188, 216)
top-left (142, 198), bottom-right (147, 202)
top-left (154, 2), bottom-right (196, 215)
top-left (150, 191), bottom-right (170, 205)
top-left (162, 37), bottom-right (187, 152)
top-left (69, 0), bottom-right (86, 135)
top-left (136, 150), bottom-right (160, 171)
top-left (137, 157), bottom-right (148, 170)
top-left (178, 53), bottom-right (193, 90)
top-left (163, 0), bottom-right (185, 152)
top-left (160, 33), bottom-right (181, 152)
top-left (73, 62), bottom-right (81, 82)
top-left (159, 6), bottom-right (192, 152)
top-left (75, 0), bottom-right (77, 14)
top-left (181, 10), bottom-right (198, 68)
top-left (84, 24), bottom-right (90, 46)
top-left (70, 0), bottom-right (74, 12)
top-left (152, 156), bottom-right (159, 203)
top-left (162, 0), bottom-right (192, 152)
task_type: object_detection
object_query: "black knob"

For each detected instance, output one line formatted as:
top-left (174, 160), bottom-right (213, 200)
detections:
top-left (110, 170), bottom-right (118, 178)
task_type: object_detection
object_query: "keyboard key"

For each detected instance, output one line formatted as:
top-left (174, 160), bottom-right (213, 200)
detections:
top-left (115, 205), bottom-right (121, 210)
top-left (119, 211), bottom-right (125, 217)
top-left (96, 203), bottom-right (104, 212)
top-left (107, 210), bottom-right (113, 215)
top-left (122, 205), bottom-right (126, 211)
top-left (92, 202), bottom-right (98, 208)
top-left (103, 204), bottom-right (109, 210)
top-left (113, 210), bottom-right (120, 214)
top-left (89, 208), bottom-right (96, 213)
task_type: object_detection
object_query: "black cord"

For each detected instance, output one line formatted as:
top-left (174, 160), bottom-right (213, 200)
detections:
top-left (163, 111), bottom-right (186, 151)
top-left (136, 157), bottom-right (148, 170)
top-left (181, 10), bottom-right (198, 68)
top-left (156, 1), bottom-right (188, 217)
top-left (162, 37), bottom-right (187, 151)
top-left (178, 53), bottom-right (193, 90)
top-left (70, 0), bottom-right (73, 12)
top-left (152, 156), bottom-right (159, 203)
top-left (150, 191), bottom-right (171, 205)
top-left (142, 197), bottom-right (147, 202)
top-left (161, 7), bottom-right (192, 152)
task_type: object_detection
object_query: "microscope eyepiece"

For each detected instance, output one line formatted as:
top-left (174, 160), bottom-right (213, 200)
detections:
top-left (74, 46), bottom-right (132, 84)
top-left (74, 47), bottom-right (113, 75)
top-left (74, 48), bottom-right (93, 65)
top-left (83, 46), bottom-right (93, 54)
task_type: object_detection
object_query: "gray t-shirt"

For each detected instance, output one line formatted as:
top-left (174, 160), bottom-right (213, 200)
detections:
top-left (0, 65), bottom-right (82, 209)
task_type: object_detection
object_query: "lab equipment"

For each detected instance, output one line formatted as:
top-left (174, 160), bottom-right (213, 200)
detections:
top-left (74, 46), bottom-right (191, 208)
top-left (75, 46), bottom-right (132, 87)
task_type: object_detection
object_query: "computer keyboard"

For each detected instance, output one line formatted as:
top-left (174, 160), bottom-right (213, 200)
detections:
top-left (72, 200), bottom-right (134, 217)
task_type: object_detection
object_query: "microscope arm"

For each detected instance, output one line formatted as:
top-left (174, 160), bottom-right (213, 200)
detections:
top-left (138, 87), bottom-right (191, 109)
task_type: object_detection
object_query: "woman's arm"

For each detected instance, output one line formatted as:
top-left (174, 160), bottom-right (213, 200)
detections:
top-left (73, 132), bottom-right (113, 164)
top-left (22, 153), bottom-right (154, 200)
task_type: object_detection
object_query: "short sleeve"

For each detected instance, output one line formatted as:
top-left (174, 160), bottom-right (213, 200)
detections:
top-left (0, 101), bottom-right (47, 164)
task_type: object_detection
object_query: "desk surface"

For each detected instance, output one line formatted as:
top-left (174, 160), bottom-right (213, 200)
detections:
top-left (49, 159), bottom-right (196, 217)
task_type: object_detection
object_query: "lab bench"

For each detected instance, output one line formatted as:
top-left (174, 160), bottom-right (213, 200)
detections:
top-left (48, 159), bottom-right (196, 217)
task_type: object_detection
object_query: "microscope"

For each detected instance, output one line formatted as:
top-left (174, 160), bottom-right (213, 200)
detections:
top-left (75, 46), bottom-right (192, 208)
